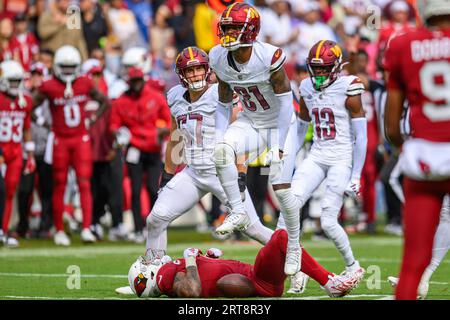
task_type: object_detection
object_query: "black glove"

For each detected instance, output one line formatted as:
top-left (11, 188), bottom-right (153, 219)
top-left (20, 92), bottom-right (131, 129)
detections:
top-left (238, 172), bottom-right (247, 201)
top-left (159, 170), bottom-right (175, 192)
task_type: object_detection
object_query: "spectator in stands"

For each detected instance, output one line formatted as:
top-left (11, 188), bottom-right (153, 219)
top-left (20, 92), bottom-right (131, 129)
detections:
top-left (260, 0), bottom-right (299, 61)
top-left (0, 16), bottom-right (14, 61)
top-left (293, 1), bottom-right (337, 65)
top-left (150, 1), bottom-right (175, 59)
top-left (168, 0), bottom-right (197, 53)
top-left (9, 13), bottom-right (39, 71)
top-left (80, 0), bottom-right (110, 55)
top-left (37, 0), bottom-right (89, 60)
top-left (0, 0), bottom-right (28, 19)
top-left (152, 45), bottom-right (179, 93)
top-left (124, 0), bottom-right (153, 44)
top-left (37, 48), bottom-right (54, 73)
top-left (106, 0), bottom-right (145, 51)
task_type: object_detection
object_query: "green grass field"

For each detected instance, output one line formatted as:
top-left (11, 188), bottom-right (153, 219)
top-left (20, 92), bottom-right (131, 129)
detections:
top-left (0, 228), bottom-right (449, 300)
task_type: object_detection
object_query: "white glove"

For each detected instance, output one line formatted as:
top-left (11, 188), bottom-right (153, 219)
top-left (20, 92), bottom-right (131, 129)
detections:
top-left (205, 248), bottom-right (223, 259)
top-left (264, 147), bottom-right (283, 181)
top-left (183, 248), bottom-right (202, 259)
top-left (345, 177), bottom-right (361, 199)
top-left (116, 126), bottom-right (131, 146)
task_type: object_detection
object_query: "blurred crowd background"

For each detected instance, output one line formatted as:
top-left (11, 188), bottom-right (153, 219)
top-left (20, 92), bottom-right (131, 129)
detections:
top-left (0, 0), bottom-right (419, 245)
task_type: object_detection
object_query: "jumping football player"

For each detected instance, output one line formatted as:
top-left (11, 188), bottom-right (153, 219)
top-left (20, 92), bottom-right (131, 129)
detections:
top-left (291, 40), bottom-right (367, 282)
top-left (33, 45), bottom-right (110, 246)
top-left (127, 229), bottom-right (361, 298)
top-left (210, 2), bottom-right (302, 276)
top-left (384, 0), bottom-right (450, 300)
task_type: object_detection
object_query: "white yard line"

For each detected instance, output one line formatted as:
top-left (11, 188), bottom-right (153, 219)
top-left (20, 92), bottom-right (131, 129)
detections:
top-left (0, 272), bottom-right (126, 278)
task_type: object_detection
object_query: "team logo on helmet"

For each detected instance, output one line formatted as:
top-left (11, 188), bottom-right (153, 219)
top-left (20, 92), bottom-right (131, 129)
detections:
top-left (133, 273), bottom-right (148, 297)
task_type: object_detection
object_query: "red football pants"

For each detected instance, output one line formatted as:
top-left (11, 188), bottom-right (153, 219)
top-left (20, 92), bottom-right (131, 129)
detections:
top-left (252, 229), bottom-right (333, 297)
top-left (396, 177), bottom-right (450, 300)
top-left (1, 146), bottom-right (22, 233)
top-left (52, 134), bottom-right (93, 231)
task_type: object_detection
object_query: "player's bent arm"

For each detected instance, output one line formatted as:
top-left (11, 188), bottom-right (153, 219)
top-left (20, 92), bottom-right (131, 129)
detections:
top-left (297, 97), bottom-right (311, 148)
top-left (172, 268), bottom-right (202, 298)
top-left (164, 116), bottom-right (181, 174)
top-left (89, 88), bottom-right (111, 125)
top-left (215, 77), bottom-right (233, 142)
top-left (384, 88), bottom-right (405, 148)
top-left (346, 95), bottom-right (368, 180)
top-left (269, 67), bottom-right (294, 152)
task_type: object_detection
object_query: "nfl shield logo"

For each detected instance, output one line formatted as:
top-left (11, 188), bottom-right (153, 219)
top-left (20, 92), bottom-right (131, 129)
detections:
top-left (238, 75), bottom-right (243, 80)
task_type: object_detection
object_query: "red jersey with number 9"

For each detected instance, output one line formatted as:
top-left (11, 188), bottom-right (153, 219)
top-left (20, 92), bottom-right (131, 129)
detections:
top-left (384, 27), bottom-right (450, 142)
top-left (38, 76), bottom-right (94, 137)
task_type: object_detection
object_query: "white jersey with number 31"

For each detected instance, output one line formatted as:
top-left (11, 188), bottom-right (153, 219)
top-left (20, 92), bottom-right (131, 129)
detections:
top-left (209, 41), bottom-right (286, 129)
top-left (300, 75), bottom-right (365, 166)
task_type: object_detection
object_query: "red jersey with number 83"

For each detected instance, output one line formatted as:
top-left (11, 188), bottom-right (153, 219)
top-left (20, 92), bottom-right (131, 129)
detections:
top-left (384, 27), bottom-right (450, 142)
top-left (38, 76), bottom-right (94, 137)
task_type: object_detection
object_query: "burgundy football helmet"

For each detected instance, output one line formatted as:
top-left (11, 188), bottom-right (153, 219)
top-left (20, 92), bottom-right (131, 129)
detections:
top-left (306, 40), bottom-right (344, 90)
top-left (175, 46), bottom-right (211, 91)
top-left (218, 3), bottom-right (261, 51)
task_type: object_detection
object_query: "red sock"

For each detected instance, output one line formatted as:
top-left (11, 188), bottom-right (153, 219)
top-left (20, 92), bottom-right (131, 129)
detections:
top-left (301, 247), bottom-right (333, 286)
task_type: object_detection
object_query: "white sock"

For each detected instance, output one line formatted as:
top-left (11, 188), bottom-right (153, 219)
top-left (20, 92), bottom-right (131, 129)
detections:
top-left (244, 221), bottom-right (274, 245)
top-left (145, 213), bottom-right (169, 259)
top-left (428, 212), bottom-right (450, 273)
top-left (321, 208), bottom-right (355, 266)
top-left (216, 164), bottom-right (245, 214)
top-left (275, 188), bottom-right (301, 248)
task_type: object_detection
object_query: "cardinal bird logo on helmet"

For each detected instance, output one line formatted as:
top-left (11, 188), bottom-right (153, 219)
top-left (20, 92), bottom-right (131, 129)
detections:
top-left (133, 273), bottom-right (148, 297)
top-left (306, 40), bottom-right (344, 91)
top-left (218, 3), bottom-right (261, 51)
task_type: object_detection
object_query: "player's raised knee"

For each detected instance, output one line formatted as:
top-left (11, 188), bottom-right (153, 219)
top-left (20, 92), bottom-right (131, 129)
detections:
top-left (214, 142), bottom-right (235, 168)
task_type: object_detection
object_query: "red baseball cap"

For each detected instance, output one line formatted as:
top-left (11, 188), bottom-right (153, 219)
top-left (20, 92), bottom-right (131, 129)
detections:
top-left (127, 67), bottom-right (144, 80)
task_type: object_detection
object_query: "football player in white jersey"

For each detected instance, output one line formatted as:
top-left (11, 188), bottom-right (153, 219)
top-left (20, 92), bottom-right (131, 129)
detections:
top-left (292, 40), bottom-right (367, 282)
top-left (210, 2), bottom-right (303, 275)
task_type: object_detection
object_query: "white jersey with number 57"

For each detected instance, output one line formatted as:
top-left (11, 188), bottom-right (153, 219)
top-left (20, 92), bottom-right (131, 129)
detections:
top-left (209, 41), bottom-right (286, 129)
top-left (300, 75), bottom-right (365, 166)
top-left (166, 84), bottom-right (218, 172)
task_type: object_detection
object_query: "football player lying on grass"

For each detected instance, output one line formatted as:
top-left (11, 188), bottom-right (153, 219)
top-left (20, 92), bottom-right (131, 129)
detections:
top-left (128, 229), bottom-right (361, 298)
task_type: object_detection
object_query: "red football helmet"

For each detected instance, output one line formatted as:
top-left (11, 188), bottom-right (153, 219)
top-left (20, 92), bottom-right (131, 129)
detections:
top-left (218, 3), bottom-right (261, 51)
top-left (175, 46), bottom-right (211, 91)
top-left (306, 40), bottom-right (344, 90)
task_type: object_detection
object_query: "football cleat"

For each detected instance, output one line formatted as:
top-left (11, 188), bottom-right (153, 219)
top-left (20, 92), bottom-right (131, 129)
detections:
top-left (54, 231), bottom-right (71, 246)
top-left (340, 260), bottom-right (365, 286)
top-left (284, 246), bottom-right (302, 276)
top-left (287, 271), bottom-right (310, 294)
top-left (215, 212), bottom-right (250, 235)
top-left (321, 273), bottom-right (361, 298)
top-left (81, 228), bottom-right (96, 243)
top-left (1, 233), bottom-right (19, 248)
top-left (108, 223), bottom-right (129, 241)
top-left (387, 276), bottom-right (429, 300)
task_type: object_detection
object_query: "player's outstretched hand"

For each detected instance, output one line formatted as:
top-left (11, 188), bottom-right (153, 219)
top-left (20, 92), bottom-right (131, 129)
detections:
top-left (205, 248), bottom-right (223, 259)
top-left (345, 178), bottom-right (361, 199)
top-left (183, 248), bottom-right (203, 259)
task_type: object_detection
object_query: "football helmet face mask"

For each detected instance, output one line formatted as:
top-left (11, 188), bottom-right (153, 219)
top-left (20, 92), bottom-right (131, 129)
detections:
top-left (306, 40), bottom-right (344, 91)
top-left (417, 0), bottom-right (450, 25)
top-left (128, 256), bottom-right (164, 298)
top-left (122, 47), bottom-right (152, 75)
top-left (175, 47), bottom-right (211, 91)
top-left (218, 3), bottom-right (261, 51)
top-left (53, 45), bottom-right (82, 84)
top-left (0, 60), bottom-right (25, 97)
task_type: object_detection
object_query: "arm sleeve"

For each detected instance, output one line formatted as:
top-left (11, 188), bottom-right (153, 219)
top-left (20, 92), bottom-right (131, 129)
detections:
top-left (215, 101), bottom-right (232, 142)
top-left (297, 117), bottom-right (310, 151)
top-left (275, 91), bottom-right (294, 151)
top-left (350, 117), bottom-right (368, 180)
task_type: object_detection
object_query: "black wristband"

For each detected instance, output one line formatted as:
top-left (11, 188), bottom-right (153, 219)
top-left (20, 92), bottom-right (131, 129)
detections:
top-left (238, 172), bottom-right (247, 193)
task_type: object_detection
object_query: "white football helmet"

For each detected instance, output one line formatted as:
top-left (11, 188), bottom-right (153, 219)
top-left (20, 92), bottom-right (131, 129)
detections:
top-left (0, 60), bottom-right (25, 97)
top-left (128, 256), bottom-right (163, 298)
top-left (417, 0), bottom-right (450, 24)
top-left (122, 47), bottom-right (152, 75)
top-left (53, 45), bottom-right (82, 83)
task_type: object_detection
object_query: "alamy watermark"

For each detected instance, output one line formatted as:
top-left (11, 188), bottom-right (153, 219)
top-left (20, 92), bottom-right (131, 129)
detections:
top-left (66, 265), bottom-right (81, 289)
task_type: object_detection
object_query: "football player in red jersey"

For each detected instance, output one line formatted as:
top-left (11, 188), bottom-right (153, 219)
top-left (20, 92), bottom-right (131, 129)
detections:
top-left (127, 229), bottom-right (361, 298)
top-left (384, 0), bottom-right (450, 300)
top-left (0, 60), bottom-right (35, 247)
top-left (33, 45), bottom-right (110, 246)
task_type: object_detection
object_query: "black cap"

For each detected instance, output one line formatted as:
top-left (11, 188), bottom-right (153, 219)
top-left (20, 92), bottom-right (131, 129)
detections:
top-left (14, 13), bottom-right (27, 22)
